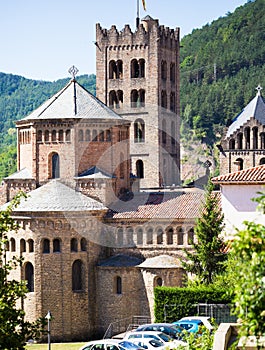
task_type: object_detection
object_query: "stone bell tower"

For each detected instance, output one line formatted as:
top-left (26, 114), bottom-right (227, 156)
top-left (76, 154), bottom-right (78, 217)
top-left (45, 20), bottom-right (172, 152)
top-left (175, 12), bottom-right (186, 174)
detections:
top-left (95, 16), bottom-right (181, 188)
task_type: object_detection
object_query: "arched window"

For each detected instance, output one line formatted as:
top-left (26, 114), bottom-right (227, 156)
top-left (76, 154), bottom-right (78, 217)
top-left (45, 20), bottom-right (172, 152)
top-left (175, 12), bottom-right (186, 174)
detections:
top-left (161, 60), bottom-right (167, 80)
top-left (81, 238), bottom-right (87, 251)
top-left (78, 129), bottom-right (84, 142)
top-left (10, 238), bottom-right (16, 252)
top-left (177, 228), bottom-right (184, 245)
top-left (43, 239), bottom-right (50, 254)
top-left (44, 130), bottom-right (49, 142)
top-left (59, 129), bottom-right (64, 142)
top-left (20, 239), bottom-right (26, 253)
top-left (85, 129), bottom-right (91, 141)
top-left (154, 276), bottom-right (163, 287)
top-left (106, 130), bottom-right (111, 142)
top-left (167, 228), bottom-right (173, 245)
top-left (72, 260), bottom-right (84, 291)
top-left (244, 127), bottom-right (250, 149)
top-left (109, 90), bottom-right (118, 108)
top-left (157, 228), bottom-right (163, 245)
top-left (261, 133), bottom-right (265, 149)
top-left (37, 130), bottom-right (42, 142)
top-left (99, 130), bottom-right (104, 142)
top-left (260, 158), bottom-right (265, 165)
top-left (116, 276), bottom-right (122, 294)
top-left (66, 129), bottom-right (71, 142)
top-left (117, 228), bottom-right (123, 246)
top-left (136, 159), bottom-right (144, 178)
top-left (229, 139), bottom-right (235, 149)
top-left (92, 129), bottom-right (98, 141)
top-left (5, 241), bottom-right (10, 251)
top-left (126, 227), bottom-right (134, 246)
top-left (136, 228), bottom-right (143, 245)
top-left (117, 60), bottom-right (123, 79)
top-left (28, 239), bottom-right (34, 253)
top-left (109, 60), bottom-right (117, 79)
top-left (53, 239), bottom-right (61, 253)
top-left (170, 63), bottom-right (175, 82)
top-left (134, 119), bottom-right (145, 143)
top-left (237, 133), bottom-right (243, 149)
top-left (117, 90), bottom-right (123, 108)
top-left (139, 89), bottom-right (145, 107)
top-left (235, 158), bottom-right (243, 171)
top-left (52, 130), bottom-right (57, 142)
top-left (51, 153), bottom-right (60, 179)
top-left (161, 91), bottom-right (167, 108)
top-left (139, 59), bottom-right (145, 78)
top-left (170, 92), bottom-right (175, 112)
top-left (188, 228), bottom-right (194, 245)
top-left (25, 262), bottom-right (34, 292)
top-left (253, 127), bottom-right (258, 149)
top-left (71, 238), bottom-right (78, 252)
top-left (131, 59), bottom-right (139, 78)
top-left (147, 228), bottom-right (153, 244)
top-left (131, 89), bottom-right (138, 108)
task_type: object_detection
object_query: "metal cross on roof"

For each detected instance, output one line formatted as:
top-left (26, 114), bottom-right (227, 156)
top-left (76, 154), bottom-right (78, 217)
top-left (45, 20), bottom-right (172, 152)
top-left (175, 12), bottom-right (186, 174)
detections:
top-left (256, 84), bottom-right (263, 95)
top-left (68, 65), bottom-right (79, 79)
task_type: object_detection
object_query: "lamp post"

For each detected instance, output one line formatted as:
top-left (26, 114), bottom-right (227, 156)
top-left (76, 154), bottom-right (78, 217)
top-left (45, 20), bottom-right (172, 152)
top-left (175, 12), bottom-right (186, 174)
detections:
top-left (45, 311), bottom-right (52, 350)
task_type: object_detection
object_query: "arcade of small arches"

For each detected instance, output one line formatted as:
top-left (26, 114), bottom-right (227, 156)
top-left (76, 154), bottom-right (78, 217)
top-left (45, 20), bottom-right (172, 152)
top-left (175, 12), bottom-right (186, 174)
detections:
top-left (35, 129), bottom-right (71, 143)
top-left (228, 127), bottom-right (265, 151)
top-left (115, 226), bottom-right (195, 247)
top-left (6, 236), bottom-right (87, 254)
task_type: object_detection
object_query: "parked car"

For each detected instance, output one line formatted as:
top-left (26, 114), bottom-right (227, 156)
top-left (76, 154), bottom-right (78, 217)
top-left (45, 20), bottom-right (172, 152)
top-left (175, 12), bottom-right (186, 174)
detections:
top-left (135, 323), bottom-right (184, 340)
top-left (123, 330), bottom-right (187, 348)
top-left (128, 338), bottom-right (167, 350)
top-left (175, 316), bottom-right (214, 332)
top-left (172, 319), bottom-right (204, 333)
top-left (79, 339), bottom-right (145, 350)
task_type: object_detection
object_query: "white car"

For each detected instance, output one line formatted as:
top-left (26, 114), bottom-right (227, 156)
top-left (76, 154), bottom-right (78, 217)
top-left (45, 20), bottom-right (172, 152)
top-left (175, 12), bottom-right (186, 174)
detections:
top-left (123, 331), bottom-right (187, 348)
top-left (129, 338), bottom-right (167, 350)
top-left (79, 339), bottom-right (145, 350)
top-left (178, 316), bottom-right (214, 332)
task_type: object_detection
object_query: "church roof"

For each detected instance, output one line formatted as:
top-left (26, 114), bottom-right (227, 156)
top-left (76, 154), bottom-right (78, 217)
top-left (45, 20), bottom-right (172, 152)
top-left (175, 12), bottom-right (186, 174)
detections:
top-left (76, 166), bottom-right (114, 179)
top-left (212, 164), bottom-right (265, 184)
top-left (4, 168), bottom-right (33, 180)
top-left (20, 79), bottom-right (125, 122)
top-left (137, 255), bottom-right (182, 268)
top-left (2, 180), bottom-right (107, 212)
top-left (98, 254), bottom-right (142, 267)
top-left (226, 87), bottom-right (265, 137)
top-left (108, 190), bottom-right (206, 220)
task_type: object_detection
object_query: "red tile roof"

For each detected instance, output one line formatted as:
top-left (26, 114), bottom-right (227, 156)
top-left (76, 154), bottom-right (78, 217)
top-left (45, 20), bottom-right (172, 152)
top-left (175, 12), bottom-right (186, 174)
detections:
top-left (212, 165), bottom-right (265, 184)
top-left (107, 190), bottom-right (215, 220)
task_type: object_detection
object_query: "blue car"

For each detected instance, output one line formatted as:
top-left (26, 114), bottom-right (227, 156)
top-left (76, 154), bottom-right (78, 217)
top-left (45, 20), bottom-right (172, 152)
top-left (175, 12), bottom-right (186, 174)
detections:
top-left (172, 319), bottom-right (204, 333)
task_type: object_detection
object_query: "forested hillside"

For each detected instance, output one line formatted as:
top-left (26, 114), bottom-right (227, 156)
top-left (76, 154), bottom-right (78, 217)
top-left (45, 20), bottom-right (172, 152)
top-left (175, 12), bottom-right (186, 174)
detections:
top-left (0, 74), bottom-right (96, 178)
top-left (180, 0), bottom-right (265, 144)
top-left (0, 0), bottom-right (264, 180)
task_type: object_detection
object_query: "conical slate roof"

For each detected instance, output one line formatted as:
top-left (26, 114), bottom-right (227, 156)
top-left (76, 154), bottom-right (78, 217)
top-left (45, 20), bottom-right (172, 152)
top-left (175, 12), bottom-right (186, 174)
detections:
top-left (226, 88), bottom-right (265, 137)
top-left (2, 180), bottom-right (107, 212)
top-left (20, 79), bottom-right (124, 121)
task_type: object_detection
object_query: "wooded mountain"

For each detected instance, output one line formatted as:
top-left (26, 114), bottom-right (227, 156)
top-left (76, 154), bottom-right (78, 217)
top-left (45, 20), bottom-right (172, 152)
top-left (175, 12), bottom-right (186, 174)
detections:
top-left (0, 0), bottom-right (264, 179)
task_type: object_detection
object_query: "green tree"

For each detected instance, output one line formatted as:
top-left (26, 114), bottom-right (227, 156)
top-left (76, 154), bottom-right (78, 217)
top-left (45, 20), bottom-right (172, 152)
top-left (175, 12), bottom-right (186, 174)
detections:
top-left (182, 179), bottom-right (226, 284)
top-left (231, 192), bottom-right (265, 345)
top-left (0, 193), bottom-right (46, 349)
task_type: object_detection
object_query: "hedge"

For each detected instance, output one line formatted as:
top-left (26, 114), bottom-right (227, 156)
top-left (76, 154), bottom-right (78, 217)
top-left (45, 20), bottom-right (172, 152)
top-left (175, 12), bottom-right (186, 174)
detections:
top-left (154, 285), bottom-right (233, 323)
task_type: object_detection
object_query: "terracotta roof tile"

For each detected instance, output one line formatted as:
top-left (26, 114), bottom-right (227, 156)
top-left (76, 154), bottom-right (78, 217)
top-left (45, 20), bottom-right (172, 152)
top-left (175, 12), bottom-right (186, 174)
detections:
top-left (212, 165), bottom-right (265, 184)
top-left (108, 190), bottom-right (207, 220)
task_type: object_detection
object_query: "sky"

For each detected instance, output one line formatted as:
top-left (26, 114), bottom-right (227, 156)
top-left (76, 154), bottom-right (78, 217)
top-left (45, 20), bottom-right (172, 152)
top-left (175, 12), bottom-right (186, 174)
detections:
top-left (1, 0), bottom-right (248, 82)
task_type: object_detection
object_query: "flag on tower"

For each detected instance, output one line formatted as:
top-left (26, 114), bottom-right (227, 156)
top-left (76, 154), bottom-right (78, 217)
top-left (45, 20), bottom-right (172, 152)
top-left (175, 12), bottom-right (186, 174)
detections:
top-left (142, 0), bottom-right (146, 11)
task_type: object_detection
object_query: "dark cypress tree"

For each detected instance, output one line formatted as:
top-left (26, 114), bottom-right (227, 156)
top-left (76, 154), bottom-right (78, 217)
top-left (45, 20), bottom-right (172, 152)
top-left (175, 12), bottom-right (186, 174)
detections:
top-left (182, 178), bottom-right (226, 284)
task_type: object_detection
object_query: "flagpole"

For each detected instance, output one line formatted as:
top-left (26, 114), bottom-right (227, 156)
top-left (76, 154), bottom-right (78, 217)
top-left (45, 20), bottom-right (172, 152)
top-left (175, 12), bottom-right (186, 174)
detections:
top-left (136, 0), bottom-right (140, 28)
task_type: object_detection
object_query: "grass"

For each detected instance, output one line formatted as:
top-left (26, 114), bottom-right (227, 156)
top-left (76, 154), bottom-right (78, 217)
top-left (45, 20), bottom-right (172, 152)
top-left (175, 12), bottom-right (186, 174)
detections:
top-left (25, 343), bottom-right (87, 350)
